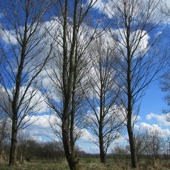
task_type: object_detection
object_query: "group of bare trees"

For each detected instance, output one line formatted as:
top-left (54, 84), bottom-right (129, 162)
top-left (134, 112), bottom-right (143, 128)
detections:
top-left (0, 0), bottom-right (169, 169)
top-left (45, 1), bottom-right (99, 169)
top-left (113, 128), bottom-right (170, 166)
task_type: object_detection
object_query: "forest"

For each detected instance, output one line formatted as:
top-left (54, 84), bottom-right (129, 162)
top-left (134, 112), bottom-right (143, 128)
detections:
top-left (0, 0), bottom-right (170, 170)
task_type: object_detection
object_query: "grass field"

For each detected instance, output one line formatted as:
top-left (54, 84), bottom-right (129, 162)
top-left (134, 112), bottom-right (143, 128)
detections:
top-left (0, 158), bottom-right (170, 170)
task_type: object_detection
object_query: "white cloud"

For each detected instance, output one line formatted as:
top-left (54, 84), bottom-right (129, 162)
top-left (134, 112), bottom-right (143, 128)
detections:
top-left (38, 68), bottom-right (62, 103)
top-left (164, 0), bottom-right (170, 8)
top-left (111, 29), bottom-right (149, 58)
top-left (19, 86), bottom-right (49, 114)
top-left (29, 115), bottom-right (51, 128)
top-left (79, 128), bottom-right (96, 142)
top-left (25, 114), bottom-right (97, 144)
top-left (135, 122), bottom-right (170, 138)
top-left (146, 112), bottom-right (170, 126)
top-left (25, 114), bottom-right (58, 142)
top-left (91, 0), bottom-right (167, 25)
top-left (1, 85), bottom-right (49, 116)
top-left (92, 0), bottom-right (114, 19)
top-left (0, 27), bottom-right (17, 44)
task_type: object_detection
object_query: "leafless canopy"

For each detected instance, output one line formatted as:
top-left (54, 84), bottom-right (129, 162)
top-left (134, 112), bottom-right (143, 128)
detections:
top-left (0, 0), bottom-right (52, 165)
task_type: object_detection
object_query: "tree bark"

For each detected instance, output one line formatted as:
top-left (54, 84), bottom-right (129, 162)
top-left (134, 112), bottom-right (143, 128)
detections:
top-left (62, 120), bottom-right (79, 170)
top-left (127, 118), bottom-right (137, 168)
top-left (99, 128), bottom-right (105, 163)
top-left (99, 91), bottom-right (105, 163)
top-left (9, 117), bottom-right (18, 166)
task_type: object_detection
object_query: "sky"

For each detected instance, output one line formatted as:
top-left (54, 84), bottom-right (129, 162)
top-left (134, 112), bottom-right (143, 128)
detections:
top-left (0, 0), bottom-right (170, 154)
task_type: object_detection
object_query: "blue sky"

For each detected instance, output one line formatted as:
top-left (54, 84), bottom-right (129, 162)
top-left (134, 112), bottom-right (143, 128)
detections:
top-left (140, 82), bottom-right (166, 118)
top-left (0, 0), bottom-right (170, 154)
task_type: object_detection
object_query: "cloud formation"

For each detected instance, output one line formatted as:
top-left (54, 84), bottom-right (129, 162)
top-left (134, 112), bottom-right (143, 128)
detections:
top-left (21, 111), bottom-right (170, 153)
top-left (0, 28), bottom-right (17, 44)
top-left (135, 122), bottom-right (170, 138)
top-left (146, 112), bottom-right (170, 127)
top-left (25, 114), bottom-right (57, 142)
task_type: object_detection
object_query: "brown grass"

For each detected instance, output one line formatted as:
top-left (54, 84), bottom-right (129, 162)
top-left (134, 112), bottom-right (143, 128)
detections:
top-left (0, 158), bottom-right (170, 170)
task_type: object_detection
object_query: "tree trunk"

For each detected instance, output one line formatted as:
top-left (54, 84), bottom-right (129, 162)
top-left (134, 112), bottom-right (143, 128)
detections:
top-left (127, 88), bottom-right (137, 168)
top-left (127, 122), bottom-right (137, 168)
top-left (9, 118), bottom-right (18, 166)
top-left (127, 51), bottom-right (137, 168)
top-left (126, 18), bottom-right (137, 167)
top-left (62, 122), bottom-right (79, 170)
top-left (99, 137), bottom-right (105, 163)
top-left (99, 121), bottom-right (105, 163)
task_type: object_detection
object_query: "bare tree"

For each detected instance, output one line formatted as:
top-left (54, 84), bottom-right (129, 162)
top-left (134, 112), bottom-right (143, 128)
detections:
top-left (165, 138), bottom-right (170, 157)
top-left (0, 0), bottom-right (52, 166)
top-left (0, 88), bottom-right (11, 160)
top-left (108, 0), bottom-right (166, 168)
top-left (147, 129), bottom-right (162, 165)
top-left (134, 129), bottom-right (151, 162)
top-left (136, 128), bottom-right (162, 165)
top-left (112, 143), bottom-right (128, 157)
top-left (17, 130), bottom-right (30, 163)
top-left (45, 0), bottom-right (98, 169)
top-left (0, 118), bottom-right (10, 162)
top-left (134, 128), bottom-right (164, 166)
top-left (85, 33), bottom-right (125, 163)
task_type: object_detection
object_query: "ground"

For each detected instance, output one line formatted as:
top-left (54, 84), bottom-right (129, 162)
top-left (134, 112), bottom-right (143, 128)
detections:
top-left (0, 158), bottom-right (170, 170)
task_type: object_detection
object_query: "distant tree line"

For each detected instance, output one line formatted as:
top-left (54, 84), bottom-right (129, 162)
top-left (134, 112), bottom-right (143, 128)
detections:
top-left (0, 131), bottom-right (65, 163)
top-left (0, 129), bottom-right (170, 166)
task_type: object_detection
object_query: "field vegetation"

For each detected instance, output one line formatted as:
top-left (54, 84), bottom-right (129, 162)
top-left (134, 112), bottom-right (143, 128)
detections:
top-left (0, 156), bottom-right (170, 170)
top-left (0, 140), bottom-right (170, 170)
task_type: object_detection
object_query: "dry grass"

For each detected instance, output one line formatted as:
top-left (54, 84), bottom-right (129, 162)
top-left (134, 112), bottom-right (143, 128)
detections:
top-left (0, 158), bottom-right (170, 170)
top-left (0, 161), bottom-right (69, 170)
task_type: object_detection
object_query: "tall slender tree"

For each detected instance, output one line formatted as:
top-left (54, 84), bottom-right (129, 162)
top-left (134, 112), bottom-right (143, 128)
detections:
top-left (0, 0), bottom-right (52, 166)
top-left (108, 0), bottom-right (166, 168)
top-left (85, 33), bottom-right (125, 163)
top-left (46, 1), bottom-right (98, 169)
